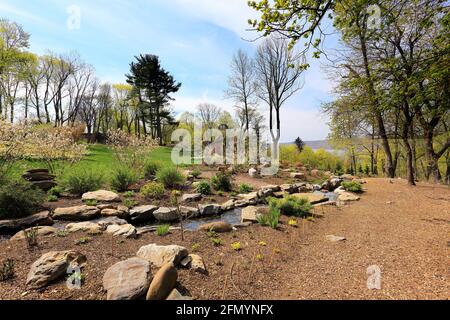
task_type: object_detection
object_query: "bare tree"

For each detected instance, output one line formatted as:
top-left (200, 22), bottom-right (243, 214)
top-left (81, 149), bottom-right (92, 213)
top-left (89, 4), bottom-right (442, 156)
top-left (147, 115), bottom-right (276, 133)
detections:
top-left (255, 37), bottom-right (306, 157)
top-left (197, 103), bottom-right (221, 129)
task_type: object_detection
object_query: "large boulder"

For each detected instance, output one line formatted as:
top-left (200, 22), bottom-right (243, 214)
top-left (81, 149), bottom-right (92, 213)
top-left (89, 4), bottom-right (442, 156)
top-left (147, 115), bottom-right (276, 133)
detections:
top-left (103, 257), bottom-right (152, 300)
top-left (291, 193), bottom-right (328, 205)
top-left (81, 190), bottom-right (120, 202)
top-left (106, 224), bottom-right (137, 238)
top-left (322, 178), bottom-right (343, 191)
top-left (137, 244), bottom-right (188, 268)
top-left (65, 222), bottom-right (102, 234)
top-left (153, 207), bottom-right (179, 222)
top-left (10, 226), bottom-right (58, 241)
top-left (52, 205), bottom-right (100, 221)
top-left (0, 211), bottom-right (53, 234)
top-left (338, 192), bottom-right (360, 202)
top-left (26, 251), bottom-right (86, 289)
top-left (181, 193), bottom-right (202, 203)
top-left (198, 221), bottom-right (232, 233)
top-left (198, 204), bottom-right (221, 216)
top-left (129, 205), bottom-right (158, 223)
top-left (146, 263), bottom-right (178, 300)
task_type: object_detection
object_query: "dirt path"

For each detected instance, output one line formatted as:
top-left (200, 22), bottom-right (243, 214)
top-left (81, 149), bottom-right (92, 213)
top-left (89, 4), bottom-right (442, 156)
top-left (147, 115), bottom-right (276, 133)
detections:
top-left (273, 178), bottom-right (449, 299)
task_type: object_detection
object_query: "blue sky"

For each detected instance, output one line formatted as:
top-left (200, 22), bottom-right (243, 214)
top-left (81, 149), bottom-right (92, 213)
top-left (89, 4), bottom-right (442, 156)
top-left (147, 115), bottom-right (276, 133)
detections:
top-left (0, 0), bottom-right (338, 142)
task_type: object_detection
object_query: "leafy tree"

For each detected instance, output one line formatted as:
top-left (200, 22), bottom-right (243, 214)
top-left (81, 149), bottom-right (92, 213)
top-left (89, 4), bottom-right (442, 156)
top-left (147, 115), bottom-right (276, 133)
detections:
top-left (294, 137), bottom-right (305, 153)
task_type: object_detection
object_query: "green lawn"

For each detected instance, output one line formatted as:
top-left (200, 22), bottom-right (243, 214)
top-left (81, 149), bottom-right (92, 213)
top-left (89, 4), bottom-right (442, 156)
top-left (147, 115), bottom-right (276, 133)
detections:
top-left (5, 144), bottom-right (174, 181)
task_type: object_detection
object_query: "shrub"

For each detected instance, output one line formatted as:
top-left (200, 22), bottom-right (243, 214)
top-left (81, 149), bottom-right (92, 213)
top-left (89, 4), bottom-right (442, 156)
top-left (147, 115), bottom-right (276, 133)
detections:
top-left (56, 231), bottom-right (68, 238)
top-left (190, 168), bottom-right (202, 179)
top-left (63, 170), bottom-right (104, 196)
top-left (211, 172), bottom-right (232, 192)
top-left (231, 242), bottom-right (242, 251)
top-left (342, 181), bottom-right (363, 193)
top-left (156, 224), bottom-right (170, 236)
top-left (0, 259), bottom-right (15, 282)
top-left (0, 180), bottom-right (45, 219)
top-left (144, 161), bottom-right (161, 179)
top-left (239, 183), bottom-right (253, 194)
top-left (156, 167), bottom-right (185, 189)
top-left (123, 198), bottom-right (137, 208)
top-left (257, 202), bottom-right (281, 229)
top-left (24, 227), bottom-right (39, 248)
top-left (110, 166), bottom-right (137, 192)
top-left (48, 186), bottom-right (63, 197)
top-left (271, 196), bottom-right (313, 217)
top-left (124, 191), bottom-right (135, 198)
top-left (211, 238), bottom-right (222, 246)
top-left (196, 181), bottom-right (212, 195)
top-left (141, 182), bottom-right (165, 199)
top-left (47, 195), bottom-right (58, 202)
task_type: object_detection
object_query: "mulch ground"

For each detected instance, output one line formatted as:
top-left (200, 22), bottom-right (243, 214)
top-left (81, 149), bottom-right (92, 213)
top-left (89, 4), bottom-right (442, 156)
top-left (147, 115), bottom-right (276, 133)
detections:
top-left (0, 178), bottom-right (448, 300)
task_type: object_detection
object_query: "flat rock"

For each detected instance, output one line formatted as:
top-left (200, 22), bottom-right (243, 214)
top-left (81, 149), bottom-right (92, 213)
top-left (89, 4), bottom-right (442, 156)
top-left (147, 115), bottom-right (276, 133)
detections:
top-left (129, 205), bottom-right (158, 223)
top-left (82, 190), bottom-right (120, 202)
top-left (65, 222), bottom-right (102, 234)
top-left (180, 206), bottom-right (199, 218)
top-left (0, 211), bottom-right (53, 234)
top-left (52, 206), bottom-right (100, 221)
top-left (153, 207), bottom-right (179, 222)
top-left (146, 263), bottom-right (178, 300)
top-left (101, 206), bottom-right (129, 219)
top-left (280, 184), bottom-right (298, 194)
top-left (166, 288), bottom-right (193, 300)
top-left (290, 172), bottom-right (305, 179)
top-left (198, 204), bottom-right (221, 216)
top-left (189, 254), bottom-right (207, 274)
top-left (220, 200), bottom-right (235, 212)
top-left (103, 257), bottom-right (152, 300)
top-left (106, 224), bottom-right (137, 238)
top-left (181, 193), bottom-right (202, 203)
top-left (31, 180), bottom-right (57, 191)
top-left (198, 221), bottom-right (232, 233)
top-left (338, 192), bottom-right (360, 202)
top-left (10, 226), bottom-right (58, 241)
top-left (241, 206), bottom-right (262, 223)
top-left (26, 251), bottom-right (86, 289)
top-left (137, 244), bottom-right (188, 267)
top-left (326, 235), bottom-right (346, 242)
top-left (97, 217), bottom-right (128, 229)
top-left (291, 193), bottom-right (328, 205)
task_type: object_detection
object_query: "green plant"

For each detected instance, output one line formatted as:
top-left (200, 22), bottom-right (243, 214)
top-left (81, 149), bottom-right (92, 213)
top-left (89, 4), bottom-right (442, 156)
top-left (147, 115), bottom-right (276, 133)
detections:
top-left (211, 172), bottom-right (232, 192)
top-left (156, 167), bottom-right (185, 188)
top-left (192, 243), bottom-right (201, 252)
top-left (110, 166), bottom-right (137, 192)
top-left (256, 254), bottom-right (264, 261)
top-left (0, 259), bottom-right (15, 282)
top-left (191, 168), bottom-right (202, 179)
top-left (288, 218), bottom-right (298, 227)
top-left (211, 237), bottom-right (222, 246)
top-left (83, 199), bottom-right (98, 206)
top-left (231, 242), bottom-right (242, 251)
top-left (207, 228), bottom-right (217, 238)
top-left (67, 271), bottom-right (85, 285)
top-left (47, 195), bottom-right (58, 202)
top-left (341, 181), bottom-right (363, 193)
top-left (56, 231), bottom-right (68, 238)
top-left (258, 241), bottom-right (267, 246)
top-left (75, 237), bottom-right (91, 245)
top-left (144, 160), bottom-right (162, 179)
top-left (140, 181), bottom-right (165, 199)
top-left (62, 169), bottom-right (104, 196)
top-left (47, 186), bottom-right (63, 197)
top-left (156, 224), bottom-right (170, 236)
top-left (24, 227), bottom-right (39, 248)
top-left (124, 191), bottom-right (135, 198)
top-left (123, 198), bottom-right (137, 208)
top-left (0, 180), bottom-right (45, 220)
top-left (196, 181), bottom-right (212, 195)
top-left (271, 195), bottom-right (313, 217)
top-left (257, 202), bottom-right (281, 229)
top-left (239, 183), bottom-right (253, 194)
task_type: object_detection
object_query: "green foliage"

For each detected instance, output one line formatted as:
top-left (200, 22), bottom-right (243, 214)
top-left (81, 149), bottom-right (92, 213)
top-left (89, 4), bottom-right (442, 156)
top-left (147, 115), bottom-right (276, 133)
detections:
top-left (239, 183), bottom-right (253, 194)
top-left (144, 160), bottom-right (162, 179)
top-left (24, 227), bottom-right (39, 248)
top-left (56, 231), bottom-right (68, 238)
top-left (231, 242), bottom-right (242, 251)
top-left (211, 172), bottom-right (232, 192)
top-left (110, 166), bottom-right (137, 192)
top-left (67, 271), bottom-right (85, 285)
top-left (195, 181), bottom-right (212, 195)
top-left (156, 167), bottom-right (185, 188)
top-left (140, 181), bottom-right (165, 199)
top-left (0, 180), bottom-right (45, 219)
top-left (190, 168), bottom-right (202, 179)
top-left (75, 237), bottom-right (91, 245)
top-left (83, 199), bottom-right (98, 206)
top-left (47, 195), bottom-right (58, 202)
top-left (123, 198), bottom-right (137, 208)
top-left (280, 145), bottom-right (343, 172)
top-left (342, 181), bottom-right (363, 193)
top-left (211, 237), bottom-right (222, 246)
top-left (257, 202), bottom-right (281, 229)
top-left (0, 259), bottom-right (15, 282)
top-left (47, 186), bottom-right (63, 197)
top-left (271, 195), bottom-right (313, 217)
top-left (191, 243), bottom-right (200, 252)
top-left (124, 191), bottom-right (135, 198)
top-left (156, 224), bottom-right (170, 236)
top-left (62, 169), bottom-right (104, 196)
